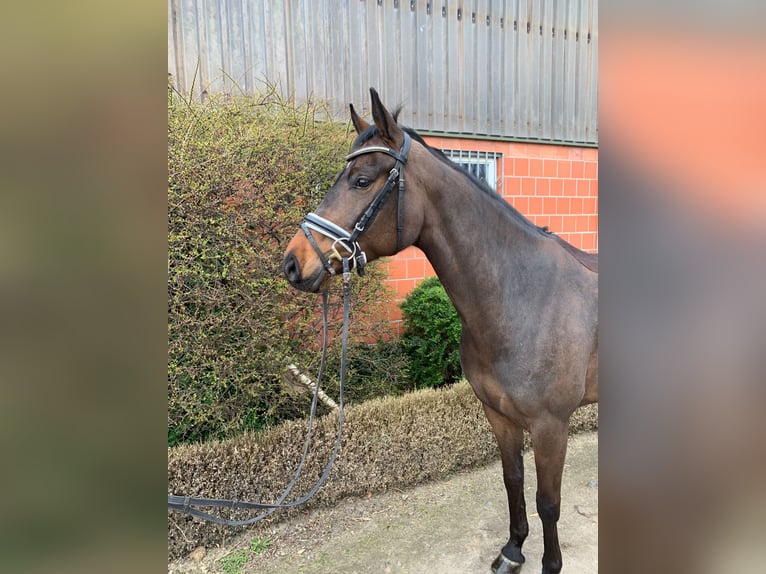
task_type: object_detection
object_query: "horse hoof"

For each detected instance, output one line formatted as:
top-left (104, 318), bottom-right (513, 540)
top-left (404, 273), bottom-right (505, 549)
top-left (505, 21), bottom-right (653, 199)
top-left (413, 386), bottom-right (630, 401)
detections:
top-left (491, 552), bottom-right (523, 574)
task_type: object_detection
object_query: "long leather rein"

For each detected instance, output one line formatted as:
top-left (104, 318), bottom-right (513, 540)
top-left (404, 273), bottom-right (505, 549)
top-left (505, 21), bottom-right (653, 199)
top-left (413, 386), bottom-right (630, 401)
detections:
top-left (168, 280), bottom-right (350, 526)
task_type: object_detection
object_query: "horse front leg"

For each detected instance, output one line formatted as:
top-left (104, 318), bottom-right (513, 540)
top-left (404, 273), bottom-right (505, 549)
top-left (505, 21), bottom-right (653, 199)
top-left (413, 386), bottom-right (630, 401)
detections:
top-left (483, 404), bottom-right (528, 574)
top-left (530, 415), bottom-right (569, 574)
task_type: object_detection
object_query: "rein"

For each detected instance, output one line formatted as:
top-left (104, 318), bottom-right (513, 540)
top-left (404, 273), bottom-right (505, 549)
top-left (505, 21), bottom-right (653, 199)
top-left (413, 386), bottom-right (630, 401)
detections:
top-left (167, 267), bottom-right (353, 526)
top-left (300, 132), bottom-right (411, 276)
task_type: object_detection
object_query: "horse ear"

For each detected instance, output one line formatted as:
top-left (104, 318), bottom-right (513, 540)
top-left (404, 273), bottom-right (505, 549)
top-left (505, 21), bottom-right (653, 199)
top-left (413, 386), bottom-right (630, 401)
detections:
top-left (369, 88), bottom-right (403, 147)
top-left (349, 103), bottom-right (369, 134)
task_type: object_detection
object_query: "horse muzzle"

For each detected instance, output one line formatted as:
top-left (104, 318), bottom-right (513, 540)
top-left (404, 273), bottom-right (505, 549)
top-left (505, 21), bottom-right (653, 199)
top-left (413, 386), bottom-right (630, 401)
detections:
top-left (282, 213), bottom-right (368, 292)
top-left (282, 251), bottom-right (326, 293)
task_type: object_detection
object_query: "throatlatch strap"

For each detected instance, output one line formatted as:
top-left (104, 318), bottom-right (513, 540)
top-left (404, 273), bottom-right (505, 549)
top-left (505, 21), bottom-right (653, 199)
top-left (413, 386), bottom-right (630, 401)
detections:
top-left (396, 175), bottom-right (405, 252)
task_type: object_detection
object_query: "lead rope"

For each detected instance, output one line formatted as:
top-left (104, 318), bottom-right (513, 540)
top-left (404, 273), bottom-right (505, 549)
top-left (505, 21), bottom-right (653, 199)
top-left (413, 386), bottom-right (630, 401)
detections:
top-left (168, 266), bottom-right (351, 526)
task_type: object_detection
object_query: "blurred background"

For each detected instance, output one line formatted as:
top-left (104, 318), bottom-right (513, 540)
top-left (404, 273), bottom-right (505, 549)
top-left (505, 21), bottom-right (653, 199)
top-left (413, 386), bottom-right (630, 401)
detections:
top-left (600, 1), bottom-right (766, 572)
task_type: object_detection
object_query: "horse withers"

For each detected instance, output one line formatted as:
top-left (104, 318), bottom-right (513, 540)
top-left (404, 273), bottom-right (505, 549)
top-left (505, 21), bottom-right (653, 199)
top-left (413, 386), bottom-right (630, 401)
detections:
top-left (283, 88), bottom-right (598, 574)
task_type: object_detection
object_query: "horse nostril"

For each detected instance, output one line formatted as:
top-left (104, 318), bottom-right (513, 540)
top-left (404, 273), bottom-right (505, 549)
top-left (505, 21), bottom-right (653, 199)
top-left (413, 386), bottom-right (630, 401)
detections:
top-left (283, 253), bottom-right (301, 284)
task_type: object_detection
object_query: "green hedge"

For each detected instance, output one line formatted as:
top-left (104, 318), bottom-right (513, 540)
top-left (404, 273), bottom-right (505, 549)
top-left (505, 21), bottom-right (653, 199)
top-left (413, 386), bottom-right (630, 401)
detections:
top-left (168, 91), bottom-right (399, 446)
top-left (400, 277), bottom-right (463, 388)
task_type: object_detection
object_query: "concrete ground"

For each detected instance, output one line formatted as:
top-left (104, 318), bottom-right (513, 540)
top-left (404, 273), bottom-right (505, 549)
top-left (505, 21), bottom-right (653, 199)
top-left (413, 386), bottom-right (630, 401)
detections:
top-left (169, 431), bottom-right (598, 574)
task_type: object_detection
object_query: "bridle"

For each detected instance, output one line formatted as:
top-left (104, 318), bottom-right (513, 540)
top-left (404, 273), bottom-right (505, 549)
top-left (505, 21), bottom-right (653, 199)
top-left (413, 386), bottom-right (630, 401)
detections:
top-left (300, 132), bottom-right (412, 277)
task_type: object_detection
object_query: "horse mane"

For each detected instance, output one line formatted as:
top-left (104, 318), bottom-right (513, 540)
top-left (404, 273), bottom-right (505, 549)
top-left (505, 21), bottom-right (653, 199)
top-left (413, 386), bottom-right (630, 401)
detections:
top-left (403, 128), bottom-right (553, 237)
top-left (354, 124), bottom-right (525, 223)
top-left (352, 123), bottom-right (598, 272)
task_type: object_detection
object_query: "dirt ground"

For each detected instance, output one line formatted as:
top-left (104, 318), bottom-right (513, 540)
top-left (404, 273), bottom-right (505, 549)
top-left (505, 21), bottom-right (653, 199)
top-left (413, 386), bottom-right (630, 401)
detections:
top-left (169, 431), bottom-right (598, 574)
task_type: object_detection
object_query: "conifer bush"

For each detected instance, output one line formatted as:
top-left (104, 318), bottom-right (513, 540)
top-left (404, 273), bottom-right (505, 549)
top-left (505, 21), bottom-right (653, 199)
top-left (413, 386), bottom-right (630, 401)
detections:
top-left (399, 277), bottom-right (463, 388)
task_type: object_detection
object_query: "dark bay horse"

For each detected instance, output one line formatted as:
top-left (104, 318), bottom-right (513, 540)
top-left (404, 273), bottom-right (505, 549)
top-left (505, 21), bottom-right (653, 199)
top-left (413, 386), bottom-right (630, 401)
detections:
top-left (283, 89), bottom-right (598, 574)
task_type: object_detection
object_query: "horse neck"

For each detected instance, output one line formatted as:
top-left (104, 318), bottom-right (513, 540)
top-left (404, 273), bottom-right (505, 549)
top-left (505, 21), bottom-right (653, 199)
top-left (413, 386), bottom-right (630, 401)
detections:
top-left (413, 158), bottom-right (546, 327)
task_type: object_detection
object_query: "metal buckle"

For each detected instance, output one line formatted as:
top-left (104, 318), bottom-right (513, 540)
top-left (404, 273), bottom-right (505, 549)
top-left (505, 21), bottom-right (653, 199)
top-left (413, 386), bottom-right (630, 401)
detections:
top-left (341, 257), bottom-right (352, 285)
top-left (329, 238), bottom-right (356, 261)
top-left (354, 251), bottom-right (367, 275)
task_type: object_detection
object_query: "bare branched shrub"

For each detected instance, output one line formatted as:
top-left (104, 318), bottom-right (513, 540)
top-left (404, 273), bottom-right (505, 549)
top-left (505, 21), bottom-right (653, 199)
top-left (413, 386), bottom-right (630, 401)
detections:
top-left (168, 91), bottom-right (396, 445)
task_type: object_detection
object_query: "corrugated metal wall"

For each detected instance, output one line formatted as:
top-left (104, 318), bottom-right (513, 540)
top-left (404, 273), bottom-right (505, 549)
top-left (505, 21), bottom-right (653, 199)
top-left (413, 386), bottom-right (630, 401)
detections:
top-left (169, 0), bottom-right (597, 145)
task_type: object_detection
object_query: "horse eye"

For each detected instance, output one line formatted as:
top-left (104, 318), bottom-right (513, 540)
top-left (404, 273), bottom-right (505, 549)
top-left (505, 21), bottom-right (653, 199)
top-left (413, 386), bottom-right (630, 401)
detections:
top-left (354, 177), bottom-right (372, 189)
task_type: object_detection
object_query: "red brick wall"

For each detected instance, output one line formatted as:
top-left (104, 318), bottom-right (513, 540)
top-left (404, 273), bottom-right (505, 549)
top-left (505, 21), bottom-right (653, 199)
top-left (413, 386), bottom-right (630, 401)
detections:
top-left (381, 136), bottom-right (599, 333)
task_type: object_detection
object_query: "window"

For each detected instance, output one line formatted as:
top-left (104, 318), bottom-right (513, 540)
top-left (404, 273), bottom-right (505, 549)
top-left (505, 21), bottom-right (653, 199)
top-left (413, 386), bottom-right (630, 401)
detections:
top-left (441, 149), bottom-right (503, 193)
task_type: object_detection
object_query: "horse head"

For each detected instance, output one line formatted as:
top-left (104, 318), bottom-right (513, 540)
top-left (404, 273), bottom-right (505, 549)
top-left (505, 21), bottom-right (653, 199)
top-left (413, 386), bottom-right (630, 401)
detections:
top-left (283, 88), bottom-right (425, 292)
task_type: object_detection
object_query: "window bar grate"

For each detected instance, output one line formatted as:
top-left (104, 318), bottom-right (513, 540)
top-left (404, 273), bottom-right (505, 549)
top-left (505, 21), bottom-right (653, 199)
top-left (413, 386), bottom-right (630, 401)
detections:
top-left (441, 149), bottom-right (503, 194)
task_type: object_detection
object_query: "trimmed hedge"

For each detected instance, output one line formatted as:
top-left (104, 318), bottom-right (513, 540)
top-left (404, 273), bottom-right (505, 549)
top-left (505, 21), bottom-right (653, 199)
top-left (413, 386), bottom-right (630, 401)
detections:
top-left (168, 91), bottom-right (398, 445)
top-left (168, 381), bottom-right (598, 560)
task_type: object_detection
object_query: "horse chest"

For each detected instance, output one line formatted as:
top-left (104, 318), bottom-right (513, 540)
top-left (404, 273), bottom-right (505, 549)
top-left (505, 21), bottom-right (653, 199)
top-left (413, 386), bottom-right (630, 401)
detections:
top-left (460, 324), bottom-right (588, 422)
